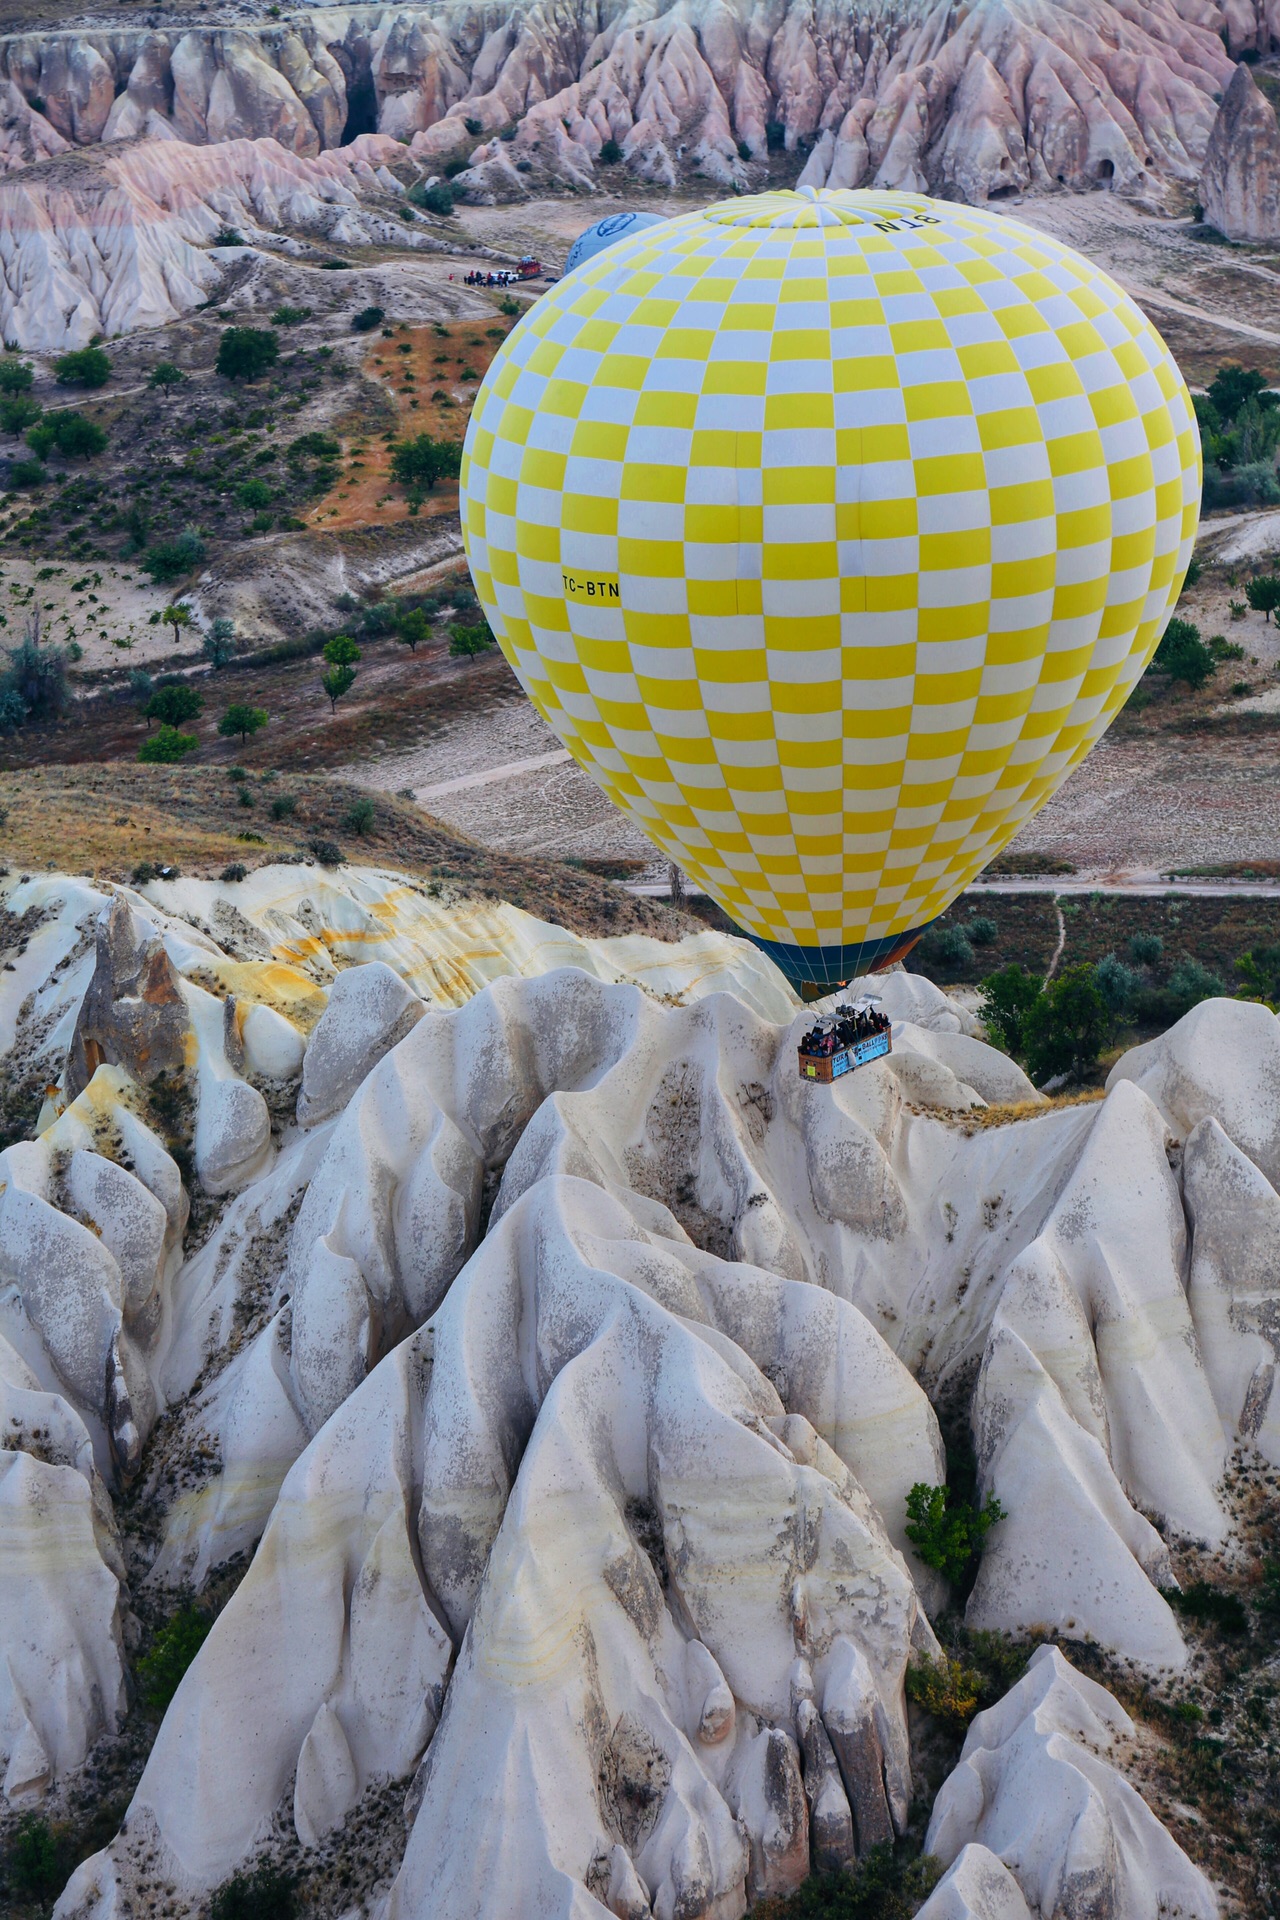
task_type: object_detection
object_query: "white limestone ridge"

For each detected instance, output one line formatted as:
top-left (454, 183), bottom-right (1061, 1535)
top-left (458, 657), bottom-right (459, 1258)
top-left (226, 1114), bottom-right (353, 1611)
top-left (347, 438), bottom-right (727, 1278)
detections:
top-left (0, 0), bottom-right (1257, 209)
top-left (2, 860), bottom-right (1273, 1915)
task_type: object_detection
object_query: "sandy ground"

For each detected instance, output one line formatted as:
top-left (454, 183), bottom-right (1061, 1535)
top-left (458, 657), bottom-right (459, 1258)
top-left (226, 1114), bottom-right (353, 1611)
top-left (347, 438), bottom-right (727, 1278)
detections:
top-left (0, 554), bottom-right (180, 666)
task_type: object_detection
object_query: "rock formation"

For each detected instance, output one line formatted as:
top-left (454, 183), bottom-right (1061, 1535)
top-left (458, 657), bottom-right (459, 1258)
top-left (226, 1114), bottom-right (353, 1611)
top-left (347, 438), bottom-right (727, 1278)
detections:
top-left (3, 856), bottom-right (1279, 1912)
top-left (1199, 60), bottom-right (1280, 243)
top-left (0, 0), bottom-right (1251, 207)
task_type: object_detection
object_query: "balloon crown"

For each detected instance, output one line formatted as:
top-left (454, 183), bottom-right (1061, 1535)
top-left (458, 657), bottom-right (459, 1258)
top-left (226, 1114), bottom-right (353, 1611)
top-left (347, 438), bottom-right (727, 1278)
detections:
top-left (701, 185), bottom-right (940, 233)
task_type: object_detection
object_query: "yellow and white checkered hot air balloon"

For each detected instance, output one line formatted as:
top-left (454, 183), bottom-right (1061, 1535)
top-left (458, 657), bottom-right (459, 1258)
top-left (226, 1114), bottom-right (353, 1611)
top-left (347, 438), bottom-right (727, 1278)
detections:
top-left (460, 187), bottom-right (1200, 994)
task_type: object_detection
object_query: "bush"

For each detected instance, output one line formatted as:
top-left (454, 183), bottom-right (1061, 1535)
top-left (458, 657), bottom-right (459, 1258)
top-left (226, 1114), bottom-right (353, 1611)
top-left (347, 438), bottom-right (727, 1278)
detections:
top-left (1162, 1581), bottom-right (1248, 1636)
top-left (270, 304), bottom-right (311, 326)
top-left (308, 838), bottom-right (343, 866)
top-left (0, 357), bottom-right (33, 394)
top-left (49, 411), bottom-right (107, 458)
top-left (1235, 945), bottom-right (1280, 1007)
top-left (1024, 963), bottom-right (1110, 1083)
top-left (221, 862), bottom-right (248, 882)
top-left (54, 345), bottom-right (111, 387)
top-left (904, 1481), bottom-right (1007, 1587)
top-left (390, 432), bottom-right (463, 493)
top-left (1153, 616), bottom-right (1216, 689)
top-left (1130, 931), bottom-right (1164, 966)
top-left (150, 361), bottom-right (186, 387)
top-left (919, 924), bottom-right (973, 973)
top-left (136, 1604), bottom-right (212, 1711)
top-left (1245, 574), bottom-right (1280, 622)
top-left (1207, 634), bottom-right (1244, 661)
top-left (343, 795), bottom-right (376, 835)
top-left (449, 621), bottom-right (494, 658)
top-left (0, 686), bottom-right (26, 729)
top-left (146, 683), bottom-right (203, 728)
top-left (412, 181), bottom-right (455, 216)
top-left (8, 455), bottom-right (44, 486)
top-left (10, 1813), bottom-right (60, 1895)
top-left (288, 430), bottom-right (341, 463)
top-left (1165, 955), bottom-right (1227, 1016)
top-left (750, 1847), bottom-right (939, 1920)
top-left (236, 478), bottom-right (273, 510)
top-left (209, 1863), bottom-right (296, 1920)
top-left (218, 703), bottom-right (268, 742)
top-left (1202, 460), bottom-right (1280, 511)
top-left (978, 963), bottom-right (1043, 1054)
top-left (1093, 950), bottom-right (1141, 1017)
top-left (1, 636), bottom-right (71, 719)
top-left (599, 137), bottom-right (623, 164)
top-left (270, 793), bottom-right (297, 819)
top-left (351, 305), bottom-right (385, 332)
top-left (214, 227), bottom-right (245, 247)
top-left (905, 1654), bottom-right (983, 1729)
top-left (203, 617), bottom-right (237, 668)
top-left (967, 915), bottom-right (998, 947)
top-left (216, 328), bottom-right (279, 382)
top-left (142, 529), bottom-right (206, 583)
top-left (138, 723), bottom-right (198, 763)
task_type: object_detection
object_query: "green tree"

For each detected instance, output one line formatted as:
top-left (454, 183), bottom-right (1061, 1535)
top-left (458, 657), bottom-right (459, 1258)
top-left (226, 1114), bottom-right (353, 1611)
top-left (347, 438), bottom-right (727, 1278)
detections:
top-left (236, 477), bottom-right (273, 510)
top-left (449, 621), bottom-right (494, 658)
top-left (51, 411), bottom-right (108, 457)
top-left (1165, 956), bottom-right (1227, 1016)
top-left (0, 357), bottom-right (33, 394)
top-left (343, 795), bottom-right (376, 834)
top-left (395, 606), bottom-right (432, 652)
top-left (136, 1605), bottom-right (212, 1712)
top-left (321, 664), bottom-right (356, 711)
top-left (0, 635), bottom-right (70, 719)
top-left (1093, 951), bottom-right (1141, 1019)
top-left (905, 1482), bottom-right (1007, 1586)
top-left (1023, 962), bottom-right (1110, 1083)
top-left (1130, 931), bottom-right (1163, 967)
top-left (218, 703), bottom-right (268, 742)
top-left (1235, 945), bottom-right (1280, 1008)
top-left (11, 1814), bottom-right (60, 1895)
top-left (977, 963), bottom-right (1044, 1055)
top-left (390, 432), bottom-right (462, 493)
top-left (0, 393), bottom-right (41, 432)
top-left (54, 345), bottom-right (111, 387)
top-left (323, 632), bottom-right (361, 667)
top-left (1208, 363), bottom-right (1276, 423)
top-left (146, 683), bottom-right (203, 728)
top-left (162, 602), bottom-right (193, 644)
top-left (138, 723), bottom-right (198, 763)
top-left (1245, 574), bottom-right (1280, 623)
top-left (216, 328), bottom-right (279, 381)
top-left (142, 529), bottom-right (205, 583)
top-left (150, 360), bottom-right (187, 387)
top-left (1153, 616), bottom-right (1216, 688)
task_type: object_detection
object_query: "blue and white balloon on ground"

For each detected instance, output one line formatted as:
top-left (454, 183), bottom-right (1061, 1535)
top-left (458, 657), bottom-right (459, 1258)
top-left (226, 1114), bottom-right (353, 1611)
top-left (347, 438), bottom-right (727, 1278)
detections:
top-left (564, 210), bottom-right (666, 275)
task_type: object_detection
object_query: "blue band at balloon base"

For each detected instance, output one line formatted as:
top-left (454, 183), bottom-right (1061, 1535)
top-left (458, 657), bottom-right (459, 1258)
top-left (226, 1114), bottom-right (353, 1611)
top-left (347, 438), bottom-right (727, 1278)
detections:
top-left (746, 924), bottom-right (934, 997)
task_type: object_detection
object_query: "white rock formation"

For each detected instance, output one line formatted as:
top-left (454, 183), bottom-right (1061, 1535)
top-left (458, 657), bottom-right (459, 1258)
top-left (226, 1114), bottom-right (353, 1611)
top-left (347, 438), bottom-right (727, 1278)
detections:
top-left (0, 130), bottom-right (422, 351)
top-left (926, 1646), bottom-right (1218, 1920)
top-left (1199, 60), bottom-right (1280, 243)
top-left (0, 0), bottom-right (1249, 209)
top-left (6, 864), bottom-right (1276, 1915)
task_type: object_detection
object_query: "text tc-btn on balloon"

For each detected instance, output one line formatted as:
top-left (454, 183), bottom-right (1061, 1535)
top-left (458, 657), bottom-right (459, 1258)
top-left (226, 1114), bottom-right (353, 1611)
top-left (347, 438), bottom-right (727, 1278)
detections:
top-left (460, 187), bottom-right (1200, 993)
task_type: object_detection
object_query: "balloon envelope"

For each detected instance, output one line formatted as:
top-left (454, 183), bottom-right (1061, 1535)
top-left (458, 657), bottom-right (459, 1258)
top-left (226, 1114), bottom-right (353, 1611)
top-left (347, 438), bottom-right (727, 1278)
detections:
top-left (564, 210), bottom-right (667, 276)
top-left (461, 188), bottom-right (1200, 991)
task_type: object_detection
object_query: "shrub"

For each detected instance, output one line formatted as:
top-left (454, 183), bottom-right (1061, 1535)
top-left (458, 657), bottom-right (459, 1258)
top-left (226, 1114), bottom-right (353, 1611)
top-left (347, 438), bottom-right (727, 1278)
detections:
top-left (270, 793), bottom-right (297, 819)
top-left (54, 345), bottom-right (111, 387)
top-left (1229, 598), bottom-right (1247, 620)
top-left (1153, 616), bottom-right (1216, 689)
top-left (0, 357), bottom-right (33, 394)
top-left (236, 478), bottom-right (273, 510)
top-left (150, 360), bottom-right (186, 387)
top-left (209, 1863), bottom-right (296, 1920)
top-left (323, 632), bottom-right (361, 668)
top-left (146, 684), bottom-right (203, 728)
top-left (128, 668), bottom-right (155, 707)
top-left (414, 181), bottom-right (455, 216)
top-left (218, 703), bottom-right (268, 742)
top-left (0, 393), bottom-right (41, 432)
top-left (1024, 962), bottom-right (1110, 1083)
top-left (10, 1813), bottom-right (60, 1895)
top-left (138, 723), bottom-right (198, 763)
top-left (1093, 950), bottom-right (1141, 1017)
top-left (0, 686), bottom-right (26, 729)
top-left (142, 529), bottom-right (206, 583)
top-left (308, 838), bottom-right (343, 866)
top-left (214, 226), bottom-right (245, 247)
top-left (920, 923), bottom-right (973, 973)
top-left (905, 1654), bottom-right (983, 1729)
top-left (904, 1481), bottom-right (1007, 1587)
top-left (270, 304), bottom-right (311, 326)
top-left (288, 430), bottom-right (341, 462)
top-left (1245, 574), bottom-right (1280, 622)
top-left (8, 455), bottom-right (44, 486)
top-left (221, 862), bottom-right (248, 882)
top-left (1207, 634), bottom-right (1244, 661)
top-left (390, 432), bottom-right (462, 492)
top-left (50, 410), bottom-right (107, 458)
top-left (449, 621), bottom-right (494, 658)
top-left (216, 328), bottom-right (279, 382)
top-left (464, 115), bottom-right (484, 136)
top-left (1162, 1581), bottom-right (1248, 1636)
top-left (1235, 945), bottom-right (1280, 1007)
top-left (967, 915), bottom-right (998, 947)
top-left (750, 1847), bottom-right (939, 1920)
top-left (599, 137), bottom-right (623, 164)
top-left (343, 795), bottom-right (376, 835)
top-left (351, 305), bottom-right (385, 332)
top-left (203, 616), bottom-right (237, 668)
top-left (0, 635), bottom-right (71, 718)
top-left (498, 294), bottom-right (519, 315)
top-left (1165, 955), bottom-right (1227, 1016)
top-left (136, 1604), bottom-right (212, 1711)
top-left (1130, 931), bottom-right (1164, 967)
top-left (321, 663), bottom-right (356, 711)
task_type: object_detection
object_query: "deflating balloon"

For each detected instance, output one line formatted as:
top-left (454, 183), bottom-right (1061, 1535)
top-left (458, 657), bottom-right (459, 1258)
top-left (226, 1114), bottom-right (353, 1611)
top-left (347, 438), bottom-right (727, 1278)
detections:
top-left (564, 210), bottom-right (667, 276)
top-left (460, 187), bottom-right (1201, 993)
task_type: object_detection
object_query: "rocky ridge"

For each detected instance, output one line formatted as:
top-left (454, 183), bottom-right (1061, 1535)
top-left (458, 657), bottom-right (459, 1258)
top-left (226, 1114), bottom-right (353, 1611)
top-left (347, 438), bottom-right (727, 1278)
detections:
top-left (2, 858), bottom-right (1277, 1915)
top-left (0, 0), bottom-right (1257, 206)
top-left (1199, 59), bottom-right (1280, 241)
